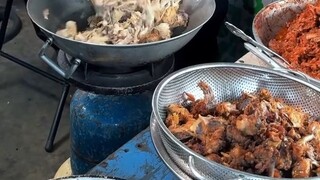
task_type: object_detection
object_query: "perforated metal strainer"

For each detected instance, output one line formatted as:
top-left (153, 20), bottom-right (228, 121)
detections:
top-left (151, 63), bottom-right (320, 180)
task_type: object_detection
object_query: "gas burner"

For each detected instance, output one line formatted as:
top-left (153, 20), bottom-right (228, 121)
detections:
top-left (57, 50), bottom-right (175, 94)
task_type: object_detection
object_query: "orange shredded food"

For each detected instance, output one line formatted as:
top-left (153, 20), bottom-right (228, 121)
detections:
top-left (269, 3), bottom-right (320, 80)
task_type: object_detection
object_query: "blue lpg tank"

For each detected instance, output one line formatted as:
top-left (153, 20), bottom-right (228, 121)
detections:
top-left (70, 89), bottom-right (153, 174)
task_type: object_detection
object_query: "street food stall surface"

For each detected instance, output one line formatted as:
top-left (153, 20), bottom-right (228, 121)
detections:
top-left (87, 128), bottom-right (179, 179)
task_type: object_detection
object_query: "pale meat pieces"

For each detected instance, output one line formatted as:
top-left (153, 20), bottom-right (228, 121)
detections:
top-left (56, 0), bottom-right (188, 44)
top-left (165, 81), bottom-right (320, 178)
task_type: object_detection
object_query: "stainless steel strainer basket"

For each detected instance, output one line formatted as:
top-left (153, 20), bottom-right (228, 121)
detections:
top-left (151, 63), bottom-right (320, 180)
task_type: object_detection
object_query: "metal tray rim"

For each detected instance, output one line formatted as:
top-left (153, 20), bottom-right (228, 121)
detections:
top-left (150, 113), bottom-right (192, 180)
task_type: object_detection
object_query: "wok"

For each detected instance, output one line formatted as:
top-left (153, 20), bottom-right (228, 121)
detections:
top-left (252, 0), bottom-right (318, 46)
top-left (252, 0), bottom-right (320, 86)
top-left (26, 0), bottom-right (215, 78)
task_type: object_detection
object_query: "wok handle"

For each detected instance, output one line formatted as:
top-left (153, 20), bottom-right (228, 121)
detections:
top-left (39, 38), bottom-right (81, 79)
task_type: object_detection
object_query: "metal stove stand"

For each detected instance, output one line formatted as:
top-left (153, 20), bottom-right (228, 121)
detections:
top-left (0, 0), bottom-right (69, 152)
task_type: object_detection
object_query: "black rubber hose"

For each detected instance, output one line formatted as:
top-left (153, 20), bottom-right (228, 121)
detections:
top-left (0, 6), bottom-right (22, 44)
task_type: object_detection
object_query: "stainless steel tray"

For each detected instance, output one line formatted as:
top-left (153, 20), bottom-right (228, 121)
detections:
top-left (150, 113), bottom-right (192, 180)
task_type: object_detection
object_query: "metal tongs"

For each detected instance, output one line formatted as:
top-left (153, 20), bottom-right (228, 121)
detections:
top-left (224, 21), bottom-right (290, 69)
top-left (224, 21), bottom-right (320, 86)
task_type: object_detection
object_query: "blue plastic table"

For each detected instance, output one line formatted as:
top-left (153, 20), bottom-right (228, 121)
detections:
top-left (87, 128), bottom-right (179, 180)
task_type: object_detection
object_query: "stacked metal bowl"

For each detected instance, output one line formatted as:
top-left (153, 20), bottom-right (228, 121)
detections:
top-left (150, 63), bottom-right (320, 180)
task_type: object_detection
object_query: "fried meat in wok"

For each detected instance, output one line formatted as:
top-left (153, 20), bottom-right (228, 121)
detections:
top-left (56, 0), bottom-right (188, 44)
top-left (165, 81), bottom-right (320, 178)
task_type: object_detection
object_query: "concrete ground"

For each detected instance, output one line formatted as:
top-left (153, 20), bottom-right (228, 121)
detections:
top-left (0, 1), bottom-right (72, 179)
top-left (0, 0), bottom-right (253, 180)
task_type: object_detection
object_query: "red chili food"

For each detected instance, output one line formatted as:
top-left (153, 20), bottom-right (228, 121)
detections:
top-left (269, 3), bottom-right (320, 80)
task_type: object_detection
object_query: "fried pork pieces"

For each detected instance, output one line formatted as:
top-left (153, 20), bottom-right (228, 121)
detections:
top-left (56, 0), bottom-right (188, 44)
top-left (165, 81), bottom-right (320, 178)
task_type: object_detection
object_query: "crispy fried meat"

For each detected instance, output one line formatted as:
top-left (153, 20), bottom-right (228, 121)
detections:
top-left (165, 81), bottom-right (320, 178)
